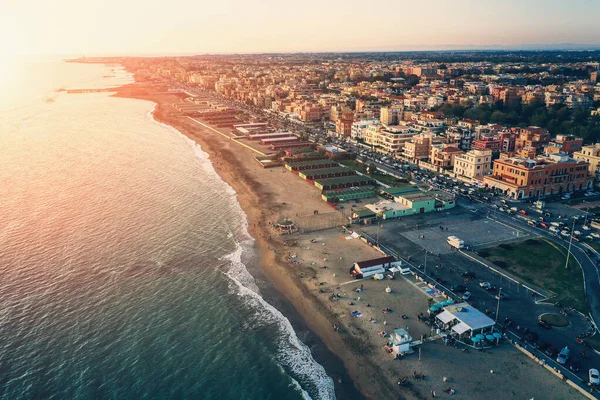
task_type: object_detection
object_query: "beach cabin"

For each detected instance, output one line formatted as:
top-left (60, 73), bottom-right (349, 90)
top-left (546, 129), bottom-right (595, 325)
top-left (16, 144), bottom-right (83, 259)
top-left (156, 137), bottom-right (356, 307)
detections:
top-left (390, 328), bottom-right (413, 355)
top-left (351, 256), bottom-right (398, 278)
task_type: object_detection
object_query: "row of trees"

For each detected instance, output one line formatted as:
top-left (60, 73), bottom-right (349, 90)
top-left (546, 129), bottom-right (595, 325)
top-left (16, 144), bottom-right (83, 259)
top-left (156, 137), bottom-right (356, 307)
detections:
top-left (434, 100), bottom-right (600, 144)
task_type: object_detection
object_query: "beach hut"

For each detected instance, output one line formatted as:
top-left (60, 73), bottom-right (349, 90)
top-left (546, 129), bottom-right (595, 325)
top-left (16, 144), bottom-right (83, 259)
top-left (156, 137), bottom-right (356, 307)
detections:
top-left (390, 328), bottom-right (413, 356)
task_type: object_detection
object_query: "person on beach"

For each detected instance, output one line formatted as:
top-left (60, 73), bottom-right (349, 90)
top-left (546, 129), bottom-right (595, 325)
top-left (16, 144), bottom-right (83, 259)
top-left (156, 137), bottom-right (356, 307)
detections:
top-left (431, 389), bottom-right (436, 397)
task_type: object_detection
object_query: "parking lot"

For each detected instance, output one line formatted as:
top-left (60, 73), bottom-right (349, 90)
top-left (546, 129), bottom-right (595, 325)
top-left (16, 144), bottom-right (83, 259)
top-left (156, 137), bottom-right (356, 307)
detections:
top-left (358, 204), bottom-right (600, 387)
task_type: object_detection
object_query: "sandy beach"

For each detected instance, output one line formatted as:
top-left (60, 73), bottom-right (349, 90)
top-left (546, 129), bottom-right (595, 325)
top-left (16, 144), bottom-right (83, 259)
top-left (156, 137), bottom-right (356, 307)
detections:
top-left (110, 86), bottom-right (584, 400)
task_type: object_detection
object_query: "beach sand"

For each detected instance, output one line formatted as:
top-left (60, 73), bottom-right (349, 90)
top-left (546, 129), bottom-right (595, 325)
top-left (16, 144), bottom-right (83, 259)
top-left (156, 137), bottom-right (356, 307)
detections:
top-left (113, 88), bottom-right (583, 400)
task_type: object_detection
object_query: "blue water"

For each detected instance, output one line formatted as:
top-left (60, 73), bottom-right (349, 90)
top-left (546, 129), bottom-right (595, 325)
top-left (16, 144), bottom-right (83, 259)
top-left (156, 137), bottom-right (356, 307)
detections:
top-left (0, 59), bottom-right (335, 399)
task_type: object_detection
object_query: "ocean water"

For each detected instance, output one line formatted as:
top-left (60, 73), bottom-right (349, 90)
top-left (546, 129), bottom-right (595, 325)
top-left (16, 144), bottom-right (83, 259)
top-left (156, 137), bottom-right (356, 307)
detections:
top-left (0, 59), bottom-right (336, 399)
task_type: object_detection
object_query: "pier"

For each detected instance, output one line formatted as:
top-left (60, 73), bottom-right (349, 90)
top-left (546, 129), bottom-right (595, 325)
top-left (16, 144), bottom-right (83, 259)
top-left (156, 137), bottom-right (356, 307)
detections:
top-left (66, 88), bottom-right (118, 94)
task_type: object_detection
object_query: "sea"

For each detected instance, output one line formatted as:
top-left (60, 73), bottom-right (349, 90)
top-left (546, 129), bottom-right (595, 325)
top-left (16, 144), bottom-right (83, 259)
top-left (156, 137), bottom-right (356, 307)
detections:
top-left (0, 58), bottom-right (344, 400)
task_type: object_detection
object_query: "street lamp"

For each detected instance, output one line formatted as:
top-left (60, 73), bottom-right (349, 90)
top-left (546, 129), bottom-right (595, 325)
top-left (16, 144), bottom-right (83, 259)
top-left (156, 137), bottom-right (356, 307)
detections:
top-left (495, 287), bottom-right (502, 322)
top-left (565, 217), bottom-right (576, 270)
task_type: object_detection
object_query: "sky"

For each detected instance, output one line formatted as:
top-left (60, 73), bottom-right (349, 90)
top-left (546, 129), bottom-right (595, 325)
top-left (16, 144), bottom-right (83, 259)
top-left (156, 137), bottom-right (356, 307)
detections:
top-left (2, 0), bottom-right (600, 56)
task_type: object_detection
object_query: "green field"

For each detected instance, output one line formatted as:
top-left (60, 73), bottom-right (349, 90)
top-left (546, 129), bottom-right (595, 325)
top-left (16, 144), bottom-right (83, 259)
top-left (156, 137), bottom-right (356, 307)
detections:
top-left (478, 239), bottom-right (587, 313)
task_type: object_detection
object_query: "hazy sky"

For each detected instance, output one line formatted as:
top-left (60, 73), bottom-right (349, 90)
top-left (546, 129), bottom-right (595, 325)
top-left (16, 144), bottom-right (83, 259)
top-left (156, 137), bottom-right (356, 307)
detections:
top-left (2, 0), bottom-right (600, 55)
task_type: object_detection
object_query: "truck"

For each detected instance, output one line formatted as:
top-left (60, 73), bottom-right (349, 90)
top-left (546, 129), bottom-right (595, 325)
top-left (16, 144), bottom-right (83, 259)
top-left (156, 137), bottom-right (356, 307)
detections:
top-left (447, 236), bottom-right (464, 249)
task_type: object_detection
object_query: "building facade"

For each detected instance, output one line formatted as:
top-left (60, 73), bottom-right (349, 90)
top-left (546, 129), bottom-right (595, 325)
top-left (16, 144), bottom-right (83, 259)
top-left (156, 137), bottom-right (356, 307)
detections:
top-left (454, 149), bottom-right (493, 181)
top-left (483, 154), bottom-right (592, 199)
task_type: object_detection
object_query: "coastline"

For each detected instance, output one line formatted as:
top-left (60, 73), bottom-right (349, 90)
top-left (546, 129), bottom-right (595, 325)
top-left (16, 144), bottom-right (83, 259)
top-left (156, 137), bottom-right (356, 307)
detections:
top-left (105, 83), bottom-right (586, 400)
top-left (112, 88), bottom-right (383, 399)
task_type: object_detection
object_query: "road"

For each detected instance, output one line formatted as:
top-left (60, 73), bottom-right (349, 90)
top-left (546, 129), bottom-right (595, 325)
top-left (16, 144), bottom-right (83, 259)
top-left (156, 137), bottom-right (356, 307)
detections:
top-left (464, 198), bottom-right (600, 330)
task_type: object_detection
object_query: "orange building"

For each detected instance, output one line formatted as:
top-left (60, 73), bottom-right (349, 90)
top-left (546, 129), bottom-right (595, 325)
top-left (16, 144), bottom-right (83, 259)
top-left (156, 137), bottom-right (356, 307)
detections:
top-left (515, 126), bottom-right (551, 154)
top-left (483, 154), bottom-right (592, 199)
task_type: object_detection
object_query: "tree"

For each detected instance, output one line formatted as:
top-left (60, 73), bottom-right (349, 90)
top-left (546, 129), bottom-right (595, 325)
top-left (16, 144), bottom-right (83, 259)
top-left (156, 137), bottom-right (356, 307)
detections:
top-left (406, 74), bottom-right (420, 87)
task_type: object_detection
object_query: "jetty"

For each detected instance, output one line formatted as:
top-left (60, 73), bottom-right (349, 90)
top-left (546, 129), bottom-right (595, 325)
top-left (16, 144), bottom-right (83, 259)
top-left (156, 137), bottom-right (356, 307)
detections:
top-left (66, 88), bottom-right (117, 94)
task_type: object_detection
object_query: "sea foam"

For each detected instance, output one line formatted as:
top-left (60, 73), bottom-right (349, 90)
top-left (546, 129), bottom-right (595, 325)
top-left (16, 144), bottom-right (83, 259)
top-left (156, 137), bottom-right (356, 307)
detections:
top-left (174, 130), bottom-right (336, 400)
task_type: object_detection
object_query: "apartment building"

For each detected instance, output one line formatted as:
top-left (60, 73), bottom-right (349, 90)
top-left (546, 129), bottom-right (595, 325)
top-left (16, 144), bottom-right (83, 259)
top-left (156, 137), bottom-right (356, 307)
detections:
top-left (574, 143), bottom-right (600, 180)
top-left (430, 145), bottom-right (464, 169)
top-left (483, 154), bottom-right (592, 199)
top-left (335, 108), bottom-right (354, 137)
top-left (515, 126), bottom-right (551, 153)
top-left (363, 125), bottom-right (416, 155)
top-left (380, 105), bottom-right (404, 125)
top-left (445, 126), bottom-right (474, 151)
top-left (544, 134), bottom-right (583, 156)
top-left (403, 133), bottom-right (433, 161)
top-left (351, 119), bottom-right (380, 140)
top-left (454, 149), bottom-right (493, 181)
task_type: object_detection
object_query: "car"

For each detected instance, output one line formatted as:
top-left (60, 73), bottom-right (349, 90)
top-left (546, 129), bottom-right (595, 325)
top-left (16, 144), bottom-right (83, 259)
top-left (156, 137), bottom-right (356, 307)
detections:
top-left (556, 346), bottom-right (570, 365)
top-left (528, 220), bottom-right (537, 227)
top-left (461, 271), bottom-right (476, 278)
top-left (560, 230), bottom-right (570, 237)
top-left (462, 291), bottom-right (472, 301)
top-left (538, 320), bottom-right (552, 329)
top-left (545, 212), bottom-right (553, 217)
top-left (540, 222), bottom-right (549, 229)
top-left (590, 369), bottom-right (600, 385)
top-left (479, 282), bottom-right (492, 289)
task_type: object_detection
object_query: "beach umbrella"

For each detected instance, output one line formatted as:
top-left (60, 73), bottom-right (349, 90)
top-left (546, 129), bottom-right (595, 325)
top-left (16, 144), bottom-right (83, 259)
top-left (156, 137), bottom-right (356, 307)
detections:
top-left (492, 332), bottom-right (502, 345)
top-left (429, 306), bottom-right (438, 312)
top-left (470, 336), bottom-right (481, 343)
top-left (445, 299), bottom-right (455, 305)
top-left (486, 335), bottom-right (495, 342)
top-left (475, 334), bottom-right (485, 341)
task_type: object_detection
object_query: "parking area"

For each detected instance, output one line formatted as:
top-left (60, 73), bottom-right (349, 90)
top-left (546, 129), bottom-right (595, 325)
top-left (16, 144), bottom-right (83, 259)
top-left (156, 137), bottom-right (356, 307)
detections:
top-left (357, 204), bottom-right (600, 388)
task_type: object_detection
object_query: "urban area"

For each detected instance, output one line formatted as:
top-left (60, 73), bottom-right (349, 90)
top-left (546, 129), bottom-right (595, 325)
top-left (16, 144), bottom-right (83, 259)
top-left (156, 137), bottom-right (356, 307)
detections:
top-left (99, 50), bottom-right (600, 398)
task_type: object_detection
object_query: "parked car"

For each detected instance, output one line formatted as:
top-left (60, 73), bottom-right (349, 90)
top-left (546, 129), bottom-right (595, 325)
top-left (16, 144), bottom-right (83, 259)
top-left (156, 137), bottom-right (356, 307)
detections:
top-left (479, 282), bottom-right (492, 290)
top-left (590, 368), bottom-right (600, 385)
top-left (540, 222), bottom-right (549, 229)
top-left (462, 291), bottom-right (472, 301)
top-left (519, 210), bottom-right (527, 215)
top-left (556, 346), bottom-right (570, 365)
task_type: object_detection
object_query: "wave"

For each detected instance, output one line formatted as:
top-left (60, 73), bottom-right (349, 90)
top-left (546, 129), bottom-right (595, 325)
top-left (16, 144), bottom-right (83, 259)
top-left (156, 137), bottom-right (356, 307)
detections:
top-left (222, 244), bottom-right (335, 400)
top-left (157, 116), bottom-right (335, 399)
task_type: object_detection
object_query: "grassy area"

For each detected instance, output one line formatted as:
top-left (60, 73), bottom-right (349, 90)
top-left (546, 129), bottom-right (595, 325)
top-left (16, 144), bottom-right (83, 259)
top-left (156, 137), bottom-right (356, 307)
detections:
top-left (539, 313), bottom-right (570, 327)
top-left (478, 239), bottom-right (588, 313)
top-left (339, 160), bottom-right (407, 187)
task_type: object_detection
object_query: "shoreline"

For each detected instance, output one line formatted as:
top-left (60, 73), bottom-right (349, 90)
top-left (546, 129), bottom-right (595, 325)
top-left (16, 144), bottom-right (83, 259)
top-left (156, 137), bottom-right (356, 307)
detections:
top-left (112, 88), bottom-right (381, 399)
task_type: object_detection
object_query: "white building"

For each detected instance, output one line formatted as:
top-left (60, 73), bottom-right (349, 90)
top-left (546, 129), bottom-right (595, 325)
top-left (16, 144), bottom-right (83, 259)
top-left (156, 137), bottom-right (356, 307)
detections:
top-left (453, 149), bottom-right (493, 181)
top-left (350, 119), bottom-right (380, 140)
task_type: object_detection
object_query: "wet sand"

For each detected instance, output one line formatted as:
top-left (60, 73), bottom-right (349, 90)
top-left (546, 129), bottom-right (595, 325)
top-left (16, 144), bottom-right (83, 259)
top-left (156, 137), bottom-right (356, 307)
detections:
top-left (112, 87), bottom-right (583, 400)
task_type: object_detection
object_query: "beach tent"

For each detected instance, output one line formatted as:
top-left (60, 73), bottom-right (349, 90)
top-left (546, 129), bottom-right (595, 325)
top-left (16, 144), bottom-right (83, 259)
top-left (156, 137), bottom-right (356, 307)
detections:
top-left (436, 310), bottom-right (456, 325)
top-left (452, 322), bottom-right (471, 335)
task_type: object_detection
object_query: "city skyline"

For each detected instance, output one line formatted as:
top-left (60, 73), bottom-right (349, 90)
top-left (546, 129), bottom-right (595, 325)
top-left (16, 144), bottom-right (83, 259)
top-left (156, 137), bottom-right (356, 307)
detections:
top-left (2, 0), bottom-right (600, 56)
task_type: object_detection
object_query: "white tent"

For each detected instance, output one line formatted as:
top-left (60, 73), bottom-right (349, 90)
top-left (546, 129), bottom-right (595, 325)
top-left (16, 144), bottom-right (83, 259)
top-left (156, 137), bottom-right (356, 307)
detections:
top-left (452, 322), bottom-right (471, 335)
top-left (436, 310), bottom-right (456, 325)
